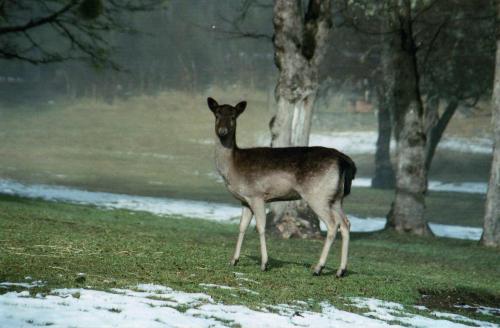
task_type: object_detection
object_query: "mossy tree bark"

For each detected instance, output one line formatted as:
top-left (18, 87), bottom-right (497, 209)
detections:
top-left (384, 0), bottom-right (432, 236)
top-left (481, 1), bottom-right (500, 247)
top-left (267, 0), bottom-right (332, 239)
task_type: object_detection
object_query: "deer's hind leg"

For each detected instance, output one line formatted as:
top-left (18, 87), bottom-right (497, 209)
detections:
top-left (306, 198), bottom-right (340, 276)
top-left (231, 205), bottom-right (253, 266)
top-left (332, 201), bottom-right (350, 278)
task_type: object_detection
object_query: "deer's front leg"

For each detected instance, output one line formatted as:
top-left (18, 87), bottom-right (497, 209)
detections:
top-left (250, 199), bottom-right (268, 271)
top-left (231, 206), bottom-right (253, 266)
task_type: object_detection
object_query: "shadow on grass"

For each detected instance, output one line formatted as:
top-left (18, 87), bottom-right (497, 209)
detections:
top-left (244, 255), bottom-right (359, 278)
top-left (246, 255), bottom-right (311, 270)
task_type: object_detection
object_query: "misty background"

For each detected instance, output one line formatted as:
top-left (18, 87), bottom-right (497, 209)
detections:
top-left (0, 0), bottom-right (493, 224)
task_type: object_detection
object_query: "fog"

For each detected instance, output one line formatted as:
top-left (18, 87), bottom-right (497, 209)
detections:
top-left (0, 0), bottom-right (494, 224)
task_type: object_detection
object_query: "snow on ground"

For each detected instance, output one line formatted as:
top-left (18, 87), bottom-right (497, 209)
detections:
top-left (307, 132), bottom-right (493, 155)
top-left (455, 304), bottom-right (500, 317)
top-left (428, 223), bottom-right (483, 241)
top-left (0, 280), bottom-right (45, 289)
top-left (1, 283), bottom-right (498, 328)
top-left (0, 179), bottom-right (484, 241)
top-left (350, 298), bottom-right (498, 328)
top-left (352, 178), bottom-right (488, 194)
top-left (427, 181), bottom-right (488, 194)
top-left (0, 179), bottom-right (241, 223)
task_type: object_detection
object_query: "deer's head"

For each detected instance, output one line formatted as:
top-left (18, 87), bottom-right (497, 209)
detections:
top-left (207, 97), bottom-right (246, 139)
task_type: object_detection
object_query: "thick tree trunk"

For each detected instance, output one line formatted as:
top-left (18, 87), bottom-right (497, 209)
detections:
top-left (387, 103), bottom-right (430, 235)
top-left (267, 0), bottom-right (332, 239)
top-left (481, 7), bottom-right (500, 246)
top-left (372, 87), bottom-right (395, 189)
top-left (385, 1), bottom-right (432, 236)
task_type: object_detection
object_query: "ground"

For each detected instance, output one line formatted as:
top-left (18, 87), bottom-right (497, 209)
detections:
top-left (0, 194), bottom-right (499, 327)
top-left (0, 88), bottom-right (492, 226)
top-left (0, 88), bottom-right (497, 327)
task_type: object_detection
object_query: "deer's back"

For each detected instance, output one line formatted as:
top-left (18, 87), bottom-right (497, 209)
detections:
top-left (233, 146), bottom-right (350, 182)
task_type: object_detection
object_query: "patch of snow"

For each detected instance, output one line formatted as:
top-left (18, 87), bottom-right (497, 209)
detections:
top-left (438, 137), bottom-right (493, 155)
top-left (455, 304), bottom-right (500, 317)
top-left (0, 180), bottom-right (488, 241)
top-left (0, 179), bottom-right (485, 240)
top-left (309, 132), bottom-right (383, 155)
top-left (323, 217), bottom-right (482, 241)
top-left (353, 178), bottom-right (488, 194)
top-left (428, 223), bottom-right (483, 241)
top-left (0, 179), bottom-right (241, 223)
top-left (414, 305), bottom-right (428, 311)
top-left (3, 283), bottom-right (496, 327)
top-left (307, 132), bottom-right (492, 155)
top-left (432, 310), bottom-right (498, 327)
top-left (323, 215), bottom-right (386, 233)
top-left (352, 177), bottom-right (373, 187)
top-left (350, 297), bottom-right (498, 328)
top-left (427, 181), bottom-right (488, 194)
top-left (0, 281), bottom-right (45, 289)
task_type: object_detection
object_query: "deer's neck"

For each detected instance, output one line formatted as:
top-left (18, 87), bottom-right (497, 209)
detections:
top-left (215, 131), bottom-right (237, 179)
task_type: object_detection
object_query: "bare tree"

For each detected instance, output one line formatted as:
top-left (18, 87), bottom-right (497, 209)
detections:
top-left (481, 1), bottom-right (500, 247)
top-left (372, 29), bottom-right (395, 189)
top-left (0, 0), bottom-right (163, 68)
top-left (265, 0), bottom-right (333, 239)
top-left (383, 0), bottom-right (431, 235)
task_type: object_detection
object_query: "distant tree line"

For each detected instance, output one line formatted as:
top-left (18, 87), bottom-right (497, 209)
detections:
top-left (0, 0), bottom-right (275, 104)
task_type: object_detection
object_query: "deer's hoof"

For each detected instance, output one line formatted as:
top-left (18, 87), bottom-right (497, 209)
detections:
top-left (230, 258), bottom-right (239, 266)
top-left (313, 265), bottom-right (324, 276)
top-left (260, 263), bottom-right (268, 272)
top-left (336, 268), bottom-right (347, 278)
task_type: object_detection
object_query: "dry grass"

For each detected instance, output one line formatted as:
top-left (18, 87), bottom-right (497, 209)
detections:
top-left (0, 86), bottom-right (492, 221)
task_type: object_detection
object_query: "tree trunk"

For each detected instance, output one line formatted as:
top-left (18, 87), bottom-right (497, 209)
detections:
top-left (424, 98), bottom-right (459, 171)
top-left (267, 0), bottom-right (332, 239)
top-left (385, 0), bottom-right (432, 236)
top-left (372, 11), bottom-right (396, 190)
top-left (372, 87), bottom-right (395, 189)
top-left (481, 4), bottom-right (500, 247)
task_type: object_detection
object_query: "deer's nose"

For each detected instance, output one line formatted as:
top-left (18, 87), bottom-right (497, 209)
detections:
top-left (218, 127), bottom-right (228, 136)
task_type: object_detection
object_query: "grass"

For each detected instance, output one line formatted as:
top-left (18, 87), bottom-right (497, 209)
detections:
top-left (0, 194), bottom-right (499, 324)
top-left (0, 88), bottom-right (491, 229)
top-left (0, 87), bottom-right (495, 324)
top-left (0, 88), bottom-right (492, 196)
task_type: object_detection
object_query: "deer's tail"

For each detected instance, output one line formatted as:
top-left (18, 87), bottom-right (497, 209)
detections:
top-left (339, 155), bottom-right (356, 197)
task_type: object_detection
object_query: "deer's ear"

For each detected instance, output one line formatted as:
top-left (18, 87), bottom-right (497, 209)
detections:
top-left (207, 97), bottom-right (218, 113)
top-left (235, 101), bottom-right (246, 116)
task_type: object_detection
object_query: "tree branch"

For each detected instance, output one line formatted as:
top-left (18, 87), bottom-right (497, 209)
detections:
top-left (0, 0), bottom-right (79, 35)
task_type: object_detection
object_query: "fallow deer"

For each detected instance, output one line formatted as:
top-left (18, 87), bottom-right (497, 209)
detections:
top-left (207, 97), bottom-right (356, 277)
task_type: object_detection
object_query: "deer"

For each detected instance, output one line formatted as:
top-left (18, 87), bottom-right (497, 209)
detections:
top-left (207, 97), bottom-right (356, 278)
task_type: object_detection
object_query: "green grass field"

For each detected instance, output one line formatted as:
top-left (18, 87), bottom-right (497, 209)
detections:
top-left (0, 195), bottom-right (499, 324)
top-left (0, 88), bottom-right (497, 325)
top-left (0, 88), bottom-right (492, 227)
